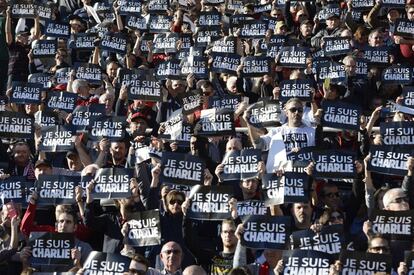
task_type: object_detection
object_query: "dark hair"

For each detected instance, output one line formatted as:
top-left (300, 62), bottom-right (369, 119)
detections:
top-left (131, 253), bottom-right (150, 269)
top-left (229, 267), bottom-right (252, 275)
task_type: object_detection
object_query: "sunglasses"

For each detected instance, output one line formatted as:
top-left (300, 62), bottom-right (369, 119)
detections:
top-left (162, 249), bottom-right (181, 255)
top-left (288, 107), bottom-right (303, 113)
top-left (390, 197), bottom-right (409, 204)
top-left (169, 199), bottom-right (183, 205)
top-left (128, 269), bottom-right (146, 275)
top-left (369, 246), bottom-right (389, 252)
top-left (325, 192), bottom-right (340, 198)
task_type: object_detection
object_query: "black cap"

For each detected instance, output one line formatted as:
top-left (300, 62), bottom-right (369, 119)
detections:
top-left (326, 13), bottom-right (340, 19)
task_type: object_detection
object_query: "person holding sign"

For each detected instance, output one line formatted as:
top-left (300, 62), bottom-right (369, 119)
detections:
top-left (245, 98), bottom-right (320, 172)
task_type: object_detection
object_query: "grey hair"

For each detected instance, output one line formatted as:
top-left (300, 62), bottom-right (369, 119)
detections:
top-left (72, 79), bottom-right (89, 92)
top-left (382, 188), bottom-right (405, 209)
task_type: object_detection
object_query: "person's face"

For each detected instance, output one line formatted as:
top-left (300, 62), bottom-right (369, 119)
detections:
top-left (130, 119), bottom-right (147, 136)
top-left (221, 223), bottom-right (237, 249)
top-left (190, 136), bottom-right (197, 155)
top-left (368, 238), bottom-right (390, 254)
top-left (16, 33), bottom-right (29, 44)
top-left (106, 63), bottom-right (118, 79)
top-left (271, 9), bottom-right (283, 19)
top-left (167, 196), bottom-right (184, 215)
top-left (25, 103), bottom-right (38, 115)
top-left (226, 138), bottom-right (242, 151)
top-left (55, 51), bottom-right (67, 63)
top-left (292, 203), bottom-right (312, 226)
top-left (67, 155), bottom-right (82, 171)
top-left (329, 211), bottom-right (344, 225)
top-left (344, 59), bottom-right (357, 76)
top-left (368, 32), bottom-right (384, 47)
top-left (240, 179), bottom-right (258, 199)
top-left (35, 164), bottom-right (53, 179)
top-left (226, 79), bottom-right (238, 94)
top-left (326, 17), bottom-right (339, 30)
top-left (300, 23), bottom-right (313, 37)
top-left (387, 9), bottom-right (400, 22)
top-left (110, 142), bottom-right (126, 162)
top-left (171, 81), bottom-right (185, 94)
top-left (386, 191), bottom-right (410, 211)
top-left (285, 101), bottom-right (303, 127)
top-left (70, 21), bottom-right (82, 33)
top-left (13, 144), bottom-right (30, 165)
top-left (407, 8), bottom-right (414, 20)
top-left (160, 243), bottom-right (182, 273)
top-left (127, 260), bottom-right (147, 275)
top-left (57, 213), bottom-right (76, 233)
top-left (322, 186), bottom-right (340, 209)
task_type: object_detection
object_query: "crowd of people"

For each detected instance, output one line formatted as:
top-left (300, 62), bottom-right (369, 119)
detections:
top-left (0, 0), bottom-right (414, 274)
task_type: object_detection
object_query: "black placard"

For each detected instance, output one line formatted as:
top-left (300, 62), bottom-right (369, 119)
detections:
top-left (93, 168), bottom-right (133, 199)
top-left (71, 33), bottom-right (98, 50)
top-left (194, 28), bottom-right (221, 47)
top-left (279, 79), bottom-right (313, 102)
top-left (323, 37), bottom-right (352, 57)
top-left (180, 56), bottom-right (208, 79)
top-left (187, 185), bottom-right (233, 220)
top-left (355, 58), bottom-right (368, 79)
top-left (241, 215), bottom-right (291, 250)
top-left (208, 95), bottom-right (241, 110)
top-left (381, 0), bottom-right (406, 8)
top-left (278, 46), bottom-right (309, 68)
top-left (148, 0), bottom-right (169, 13)
top-left (45, 21), bottom-right (70, 38)
top-left (402, 86), bottom-right (414, 108)
top-left (180, 90), bottom-right (202, 115)
top-left (71, 104), bottom-right (106, 133)
top-left (282, 249), bottom-right (333, 274)
top-left (89, 116), bottom-right (126, 141)
top-left (198, 11), bottom-right (222, 29)
top-left (246, 99), bottom-right (280, 128)
top-left (241, 56), bottom-right (270, 77)
top-left (381, 121), bottom-right (414, 145)
top-left (74, 63), bottom-right (102, 85)
top-left (199, 108), bottom-right (235, 136)
top-left (117, 68), bottom-right (145, 87)
top-left (34, 110), bottom-right (58, 127)
top-left (394, 18), bottom-right (414, 39)
top-left (262, 172), bottom-right (309, 206)
top-left (322, 101), bottom-right (361, 130)
top-left (0, 176), bottom-right (28, 204)
top-left (351, 0), bottom-right (375, 10)
top-left (312, 150), bottom-right (356, 179)
top-left (211, 53), bottom-right (241, 75)
top-left (32, 40), bottom-right (57, 57)
top-left (54, 67), bottom-right (70, 84)
top-left (291, 224), bottom-right (344, 254)
top-left (125, 15), bottom-right (148, 31)
top-left (363, 46), bottom-right (389, 66)
top-left (125, 210), bottom-right (161, 247)
top-left (35, 3), bottom-right (52, 20)
top-left (370, 209), bottom-right (414, 239)
top-left (221, 149), bottom-right (261, 181)
top-left (236, 200), bottom-right (268, 218)
top-left (381, 64), bottom-right (413, 85)
top-left (156, 59), bottom-right (182, 81)
top-left (39, 125), bottom-right (74, 152)
top-left (11, 3), bottom-right (35, 18)
top-left (118, 0), bottom-right (141, 14)
top-left (316, 61), bottom-right (347, 84)
top-left (239, 21), bottom-right (268, 38)
top-left (83, 251), bottom-right (130, 274)
top-left (161, 152), bottom-right (205, 185)
top-left (10, 81), bottom-right (42, 104)
top-left (153, 33), bottom-right (179, 54)
top-left (318, 5), bottom-right (341, 22)
top-left (46, 91), bottom-right (77, 112)
top-left (127, 76), bottom-right (162, 102)
top-left (286, 146), bottom-right (314, 163)
top-left (30, 232), bottom-right (74, 267)
top-left (368, 145), bottom-right (412, 176)
top-left (340, 250), bottom-right (392, 274)
top-left (100, 32), bottom-right (127, 55)
top-left (211, 37), bottom-right (237, 54)
top-left (404, 251), bottom-right (414, 273)
top-left (0, 111), bottom-right (33, 139)
top-left (28, 73), bottom-right (51, 89)
top-left (148, 15), bottom-right (172, 33)
top-left (35, 175), bottom-right (78, 205)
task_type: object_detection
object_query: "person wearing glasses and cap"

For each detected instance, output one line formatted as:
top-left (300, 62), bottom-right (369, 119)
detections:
top-left (244, 97), bottom-right (321, 173)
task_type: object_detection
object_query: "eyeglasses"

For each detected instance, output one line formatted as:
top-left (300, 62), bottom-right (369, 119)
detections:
top-left (288, 107), bottom-right (303, 113)
top-left (161, 249), bottom-right (181, 255)
top-left (330, 214), bottom-right (343, 221)
top-left (169, 199), bottom-right (183, 205)
top-left (389, 196), bottom-right (409, 204)
top-left (325, 192), bottom-right (340, 198)
top-left (128, 269), bottom-right (147, 275)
